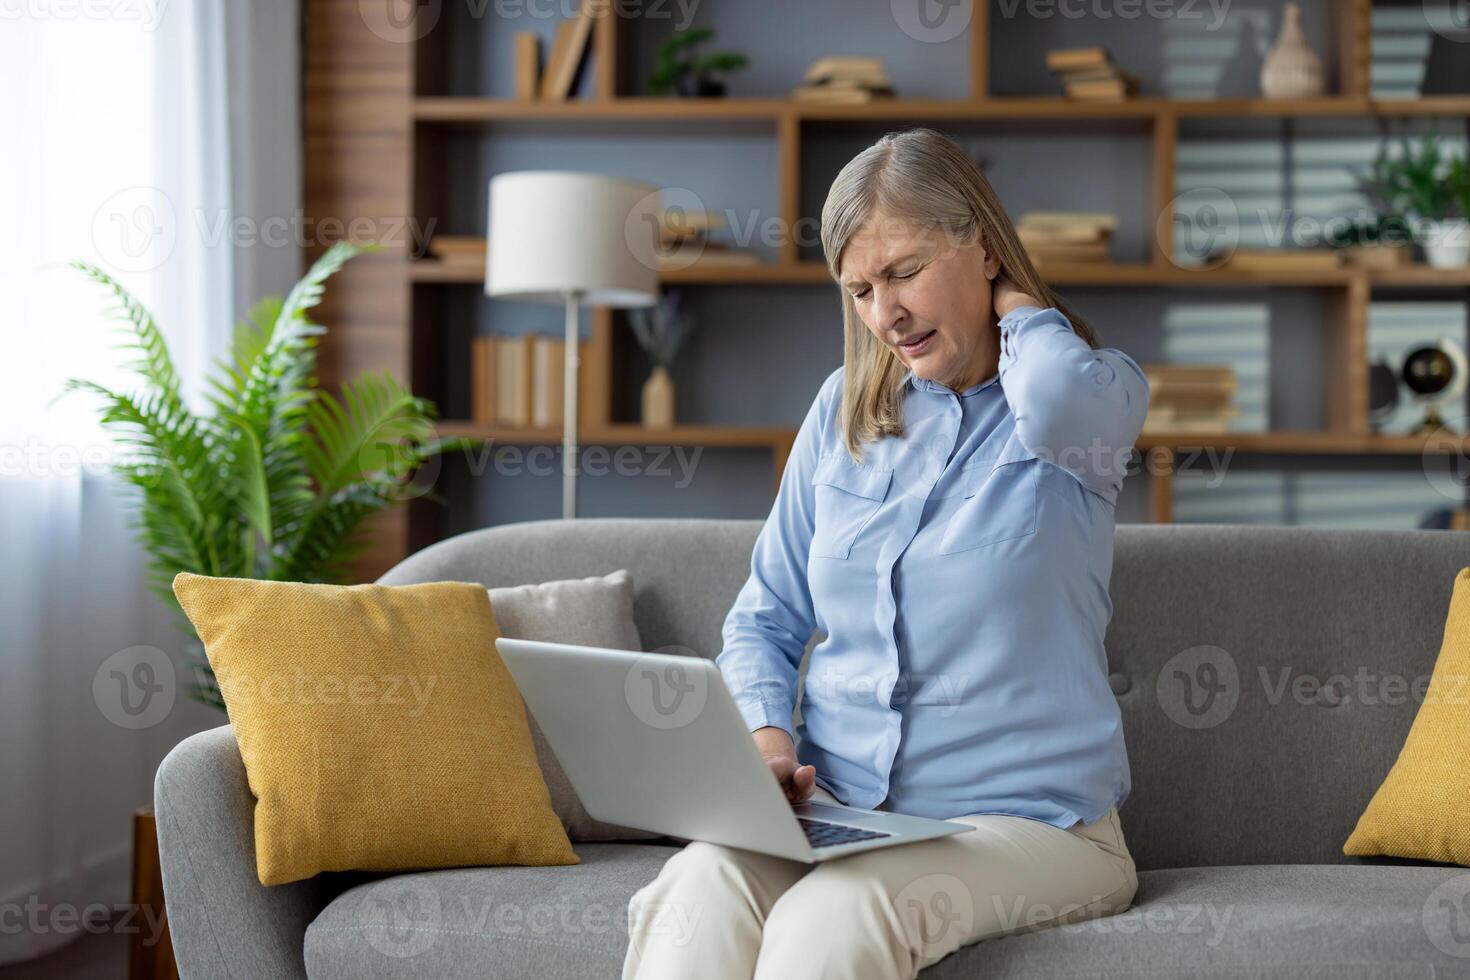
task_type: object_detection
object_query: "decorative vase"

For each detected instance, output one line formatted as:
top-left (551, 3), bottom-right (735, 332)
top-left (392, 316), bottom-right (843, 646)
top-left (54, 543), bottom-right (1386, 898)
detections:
top-left (1422, 219), bottom-right (1470, 268)
top-left (1260, 2), bottom-right (1323, 99)
top-left (642, 366), bottom-right (675, 428)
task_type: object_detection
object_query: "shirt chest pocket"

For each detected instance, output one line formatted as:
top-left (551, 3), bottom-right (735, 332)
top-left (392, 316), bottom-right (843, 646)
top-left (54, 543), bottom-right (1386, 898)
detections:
top-left (938, 455), bottom-right (1039, 556)
top-left (809, 452), bottom-right (892, 560)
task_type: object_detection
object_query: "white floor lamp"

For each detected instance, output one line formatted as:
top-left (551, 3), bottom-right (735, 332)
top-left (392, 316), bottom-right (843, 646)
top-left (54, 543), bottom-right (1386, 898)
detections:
top-left (485, 171), bottom-right (661, 519)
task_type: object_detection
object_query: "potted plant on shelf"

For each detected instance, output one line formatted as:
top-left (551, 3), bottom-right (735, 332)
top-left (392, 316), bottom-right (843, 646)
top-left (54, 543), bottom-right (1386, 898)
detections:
top-left (63, 241), bottom-right (473, 706)
top-left (1357, 129), bottom-right (1468, 269)
top-left (647, 27), bottom-right (748, 97)
top-left (1445, 154), bottom-right (1470, 268)
top-left (627, 288), bottom-right (692, 429)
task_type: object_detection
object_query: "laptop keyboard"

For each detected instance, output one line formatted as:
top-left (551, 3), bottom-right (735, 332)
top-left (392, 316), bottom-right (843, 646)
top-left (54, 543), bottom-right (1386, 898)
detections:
top-left (797, 816), bottom-right (894, 848)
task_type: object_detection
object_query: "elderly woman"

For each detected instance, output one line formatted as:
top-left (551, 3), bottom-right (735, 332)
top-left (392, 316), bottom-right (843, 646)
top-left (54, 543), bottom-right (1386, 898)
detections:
top-left (623, 127), bottom-right (1149, 980)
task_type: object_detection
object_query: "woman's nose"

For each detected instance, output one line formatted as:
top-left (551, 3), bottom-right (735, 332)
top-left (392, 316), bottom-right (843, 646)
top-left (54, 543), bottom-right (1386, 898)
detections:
top-left (872, 285), bottom-right (905, 332)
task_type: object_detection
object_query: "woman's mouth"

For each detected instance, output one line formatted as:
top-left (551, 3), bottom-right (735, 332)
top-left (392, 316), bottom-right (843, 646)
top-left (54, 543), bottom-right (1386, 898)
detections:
top-left (897, 329), bottom-right (937, 357)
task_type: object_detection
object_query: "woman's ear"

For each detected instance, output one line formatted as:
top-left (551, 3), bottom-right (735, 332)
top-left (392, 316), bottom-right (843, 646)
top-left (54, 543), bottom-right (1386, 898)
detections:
top-left (978, 238), bottom-right (1001, 280)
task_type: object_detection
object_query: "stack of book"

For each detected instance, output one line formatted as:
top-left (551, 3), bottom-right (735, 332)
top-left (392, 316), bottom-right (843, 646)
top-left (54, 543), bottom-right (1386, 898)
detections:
top-left (1141, 364), bottom-right (1240, 434)
top-left (472, 334), bottom-right (589, 429)
top-left (514, 0), bottom-right (600, 101)
top-left (426, 236), bottom-right (488, 269)
top-left (1046, 47), bottom-right (1140, 101)
top-left (1017, 211), bottom-right (1115, 264)
top-left (792, 56), bottom-right (895, 104)
top-left (656, 210), bottom-right (760, 269)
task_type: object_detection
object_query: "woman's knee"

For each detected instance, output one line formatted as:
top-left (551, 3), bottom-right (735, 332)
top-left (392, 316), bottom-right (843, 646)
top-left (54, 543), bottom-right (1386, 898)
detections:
top-left (762, 867), bottom-right (909, 952)
top-left (628, 842), bottom-right (764, 921)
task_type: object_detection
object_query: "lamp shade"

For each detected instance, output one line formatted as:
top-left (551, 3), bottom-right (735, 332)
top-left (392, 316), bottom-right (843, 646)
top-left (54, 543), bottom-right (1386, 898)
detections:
top-left (486, 171), bottom-right (661, 308)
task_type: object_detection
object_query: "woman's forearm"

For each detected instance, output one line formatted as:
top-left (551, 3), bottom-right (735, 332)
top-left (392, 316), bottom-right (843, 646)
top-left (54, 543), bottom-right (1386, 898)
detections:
top-left (753, 725), bottom-right (796, 760)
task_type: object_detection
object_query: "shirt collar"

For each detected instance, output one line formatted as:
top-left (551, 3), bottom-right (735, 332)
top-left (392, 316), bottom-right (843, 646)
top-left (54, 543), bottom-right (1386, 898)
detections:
top-left (905, 367), bottom-right (1000, 398)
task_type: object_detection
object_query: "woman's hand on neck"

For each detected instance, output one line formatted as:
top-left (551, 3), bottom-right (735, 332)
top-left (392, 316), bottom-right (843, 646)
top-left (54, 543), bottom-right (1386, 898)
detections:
top-left (992, 272), bottom-right (1043, 321)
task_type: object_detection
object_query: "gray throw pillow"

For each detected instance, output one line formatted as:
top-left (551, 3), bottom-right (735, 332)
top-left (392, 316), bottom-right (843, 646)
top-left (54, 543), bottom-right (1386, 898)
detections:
top-left (488, 569), bottom-right (665, 842)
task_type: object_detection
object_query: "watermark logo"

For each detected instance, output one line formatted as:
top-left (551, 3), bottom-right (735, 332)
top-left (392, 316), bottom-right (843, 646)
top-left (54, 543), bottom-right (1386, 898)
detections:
top-left (993, 0), bottom-right (1230, 30)
top-left (892, 0), bottom-right (972, 43)
top-left (359, 0), bottom-right (442, 43)
top-left (1423, 874), bottom-right (1470, 958)
top-left (1164, 187), bottom-right (1239, 270)
top-left (625, 651), bottom-right (708, 729)
top-left (894, 872), bottom-right (976, 959)
top-left (628, 186), bottom-right (705, 273)
top-left (1426, 0), bottom-right (1470, 42)
top-left (93, 645), bottom-right (176, 729)
top-left (1156, 645), bottom-right (1239, 729)
top-left (360, 879), bottom-right (441, 958)
top-left (92, 186), bottom-right (178, 274)
top-left (0, 0), bottom-right (169, 30)
top-left (1421, 415), bottom-right (1470, 503)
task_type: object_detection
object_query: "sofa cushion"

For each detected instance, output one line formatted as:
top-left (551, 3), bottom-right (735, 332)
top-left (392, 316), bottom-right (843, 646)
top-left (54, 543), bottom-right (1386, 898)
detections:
top-left (172, 573), bottom-right (579, 886)
top-left (925, 864), bottom-right (1470, 979)
top-left (303, 842), bottom-right (680, 979)
top-left (303, 858), bottom-right (1470, 979)
top-left (488, 570), bottom-right (664, 843)
top-left (1345, 566), bottom-right (1470, 867)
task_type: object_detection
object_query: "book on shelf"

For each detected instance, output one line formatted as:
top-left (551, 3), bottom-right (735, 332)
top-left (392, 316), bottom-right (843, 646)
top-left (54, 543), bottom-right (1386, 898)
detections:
top-left (472, 334), bottom-right (590, 429)
top-left (1045, 46), bottom-right (1139, 101)
top-left (514, 32), bottom-right (541, 101)
top-left (656, 242), bottom-right (762, 268)
top-left (1018, 211), bottom-right (1119, 232)
top-left (1339, 243), bottom-right (1413, 269)
top-left (1141, 364), bottom-right (1238, 434)
top-left (1018, 212), bottom-right (1115, 257)
top-left (795, 56), bottom-right (894, 102)
top-left (539, 0), bottom-right (598, 101)
top-left (472, 337), bottom-right (495, 423)
top-left (1142, 403), bottom-right (1241, 434)
top-left (791, 83), bottom-right (895, 104)
top-left (531, 335), bottom-right (566, 428)
top-left (804, 56), bottom-right (890, 86)
top-left (1019, 223), bottom-right (1112, 246)
top-left (495, 334), bottom-right (533, 427)
top-left (1222, 248), bottom-right (1345, 272)
top-left (1063, 75), bottom-right (1139, 101)
top-left (1045, 46), bottom-right (1112, 73)
top-left (658, 210), bottom-right (726, 247)
top-left (428, 236), bottom-right (489, 265)
top-left (1027, 241), bottom-right (1112, 263)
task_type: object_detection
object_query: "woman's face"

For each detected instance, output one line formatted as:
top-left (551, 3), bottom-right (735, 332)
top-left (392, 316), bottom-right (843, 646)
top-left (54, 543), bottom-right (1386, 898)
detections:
top-left (838, 212), bottom-right (1002, 392)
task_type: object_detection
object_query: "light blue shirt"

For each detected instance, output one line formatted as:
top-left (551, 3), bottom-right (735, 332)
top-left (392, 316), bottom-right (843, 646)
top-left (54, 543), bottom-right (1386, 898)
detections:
top-left (715, 305), bottom-right (1151, 828)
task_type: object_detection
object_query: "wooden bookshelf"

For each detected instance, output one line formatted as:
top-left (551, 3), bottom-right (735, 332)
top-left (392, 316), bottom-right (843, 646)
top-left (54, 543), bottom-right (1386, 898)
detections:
top-left (305, 0), bottom-right (1470, 577)
top-left (409, 257), bottom-right (1470, 289)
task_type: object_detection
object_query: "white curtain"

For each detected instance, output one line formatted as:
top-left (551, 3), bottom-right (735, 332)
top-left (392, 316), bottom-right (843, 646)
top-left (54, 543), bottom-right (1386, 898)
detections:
top-left (0, 0), bottom-right (300, 965)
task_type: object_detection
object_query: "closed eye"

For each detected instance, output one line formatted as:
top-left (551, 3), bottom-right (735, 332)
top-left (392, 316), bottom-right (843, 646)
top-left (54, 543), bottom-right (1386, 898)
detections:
top-left (850, 269), bottom-right (918, 300)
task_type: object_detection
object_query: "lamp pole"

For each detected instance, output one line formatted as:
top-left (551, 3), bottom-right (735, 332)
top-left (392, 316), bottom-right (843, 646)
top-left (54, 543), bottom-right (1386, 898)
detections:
top-left (563, 289), bottom-right (583, 519)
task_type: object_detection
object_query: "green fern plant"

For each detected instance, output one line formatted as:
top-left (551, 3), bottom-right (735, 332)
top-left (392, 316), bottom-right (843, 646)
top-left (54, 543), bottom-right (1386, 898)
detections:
top-left (63, 241), bottom-right (472, 706)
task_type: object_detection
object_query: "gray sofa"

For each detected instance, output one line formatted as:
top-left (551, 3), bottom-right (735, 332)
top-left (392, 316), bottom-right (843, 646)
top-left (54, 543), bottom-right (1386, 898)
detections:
top-left (155, 519), bottom-right (1470, 979)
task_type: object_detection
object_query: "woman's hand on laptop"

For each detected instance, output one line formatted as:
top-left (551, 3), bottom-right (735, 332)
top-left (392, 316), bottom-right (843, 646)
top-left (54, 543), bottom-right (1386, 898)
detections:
top-left (753, 726), bottom-right (816, 805)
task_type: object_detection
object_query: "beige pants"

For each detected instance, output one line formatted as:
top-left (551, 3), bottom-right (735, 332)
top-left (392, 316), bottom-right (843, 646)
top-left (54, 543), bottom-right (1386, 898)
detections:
top-left (623, 783), bottom-right (1138, 980)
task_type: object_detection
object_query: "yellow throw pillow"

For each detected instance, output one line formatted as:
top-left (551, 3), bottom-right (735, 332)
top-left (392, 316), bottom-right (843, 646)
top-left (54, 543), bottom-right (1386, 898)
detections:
top-left (1344, 567), bottom-right (1470, 866)
top-left (173, 572), bottom-right (579, 886)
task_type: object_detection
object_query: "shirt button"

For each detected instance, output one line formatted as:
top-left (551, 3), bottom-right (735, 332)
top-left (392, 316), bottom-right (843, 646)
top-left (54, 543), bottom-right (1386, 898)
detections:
top-left (1109, 672), bottom-right (1130, 695)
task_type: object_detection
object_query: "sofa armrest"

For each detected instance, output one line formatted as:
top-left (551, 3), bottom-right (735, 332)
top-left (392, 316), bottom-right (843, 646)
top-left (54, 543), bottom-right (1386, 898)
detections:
top-left (154, 725), bottom-right (325, 980)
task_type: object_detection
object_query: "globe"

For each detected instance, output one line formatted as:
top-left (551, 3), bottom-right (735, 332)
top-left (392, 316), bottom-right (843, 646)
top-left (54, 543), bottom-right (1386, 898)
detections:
top-left (1402, 346), bottom-right (1455, 397)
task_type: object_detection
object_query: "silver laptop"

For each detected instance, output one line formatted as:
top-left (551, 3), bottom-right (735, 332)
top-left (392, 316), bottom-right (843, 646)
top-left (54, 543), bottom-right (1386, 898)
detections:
top-left (495, 638), bottom-right (974, 863)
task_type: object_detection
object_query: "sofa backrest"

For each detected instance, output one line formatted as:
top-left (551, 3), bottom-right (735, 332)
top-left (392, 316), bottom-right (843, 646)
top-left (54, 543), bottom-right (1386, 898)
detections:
top-left (381, 518), bottom-right (1469, 871)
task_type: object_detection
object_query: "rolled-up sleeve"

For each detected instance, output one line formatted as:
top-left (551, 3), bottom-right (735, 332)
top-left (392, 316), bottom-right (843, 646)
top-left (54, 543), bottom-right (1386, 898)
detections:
top-left (714, 369), bottom-right (839, 741)
top-left (997, 305), bottom-right (1150, 502)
